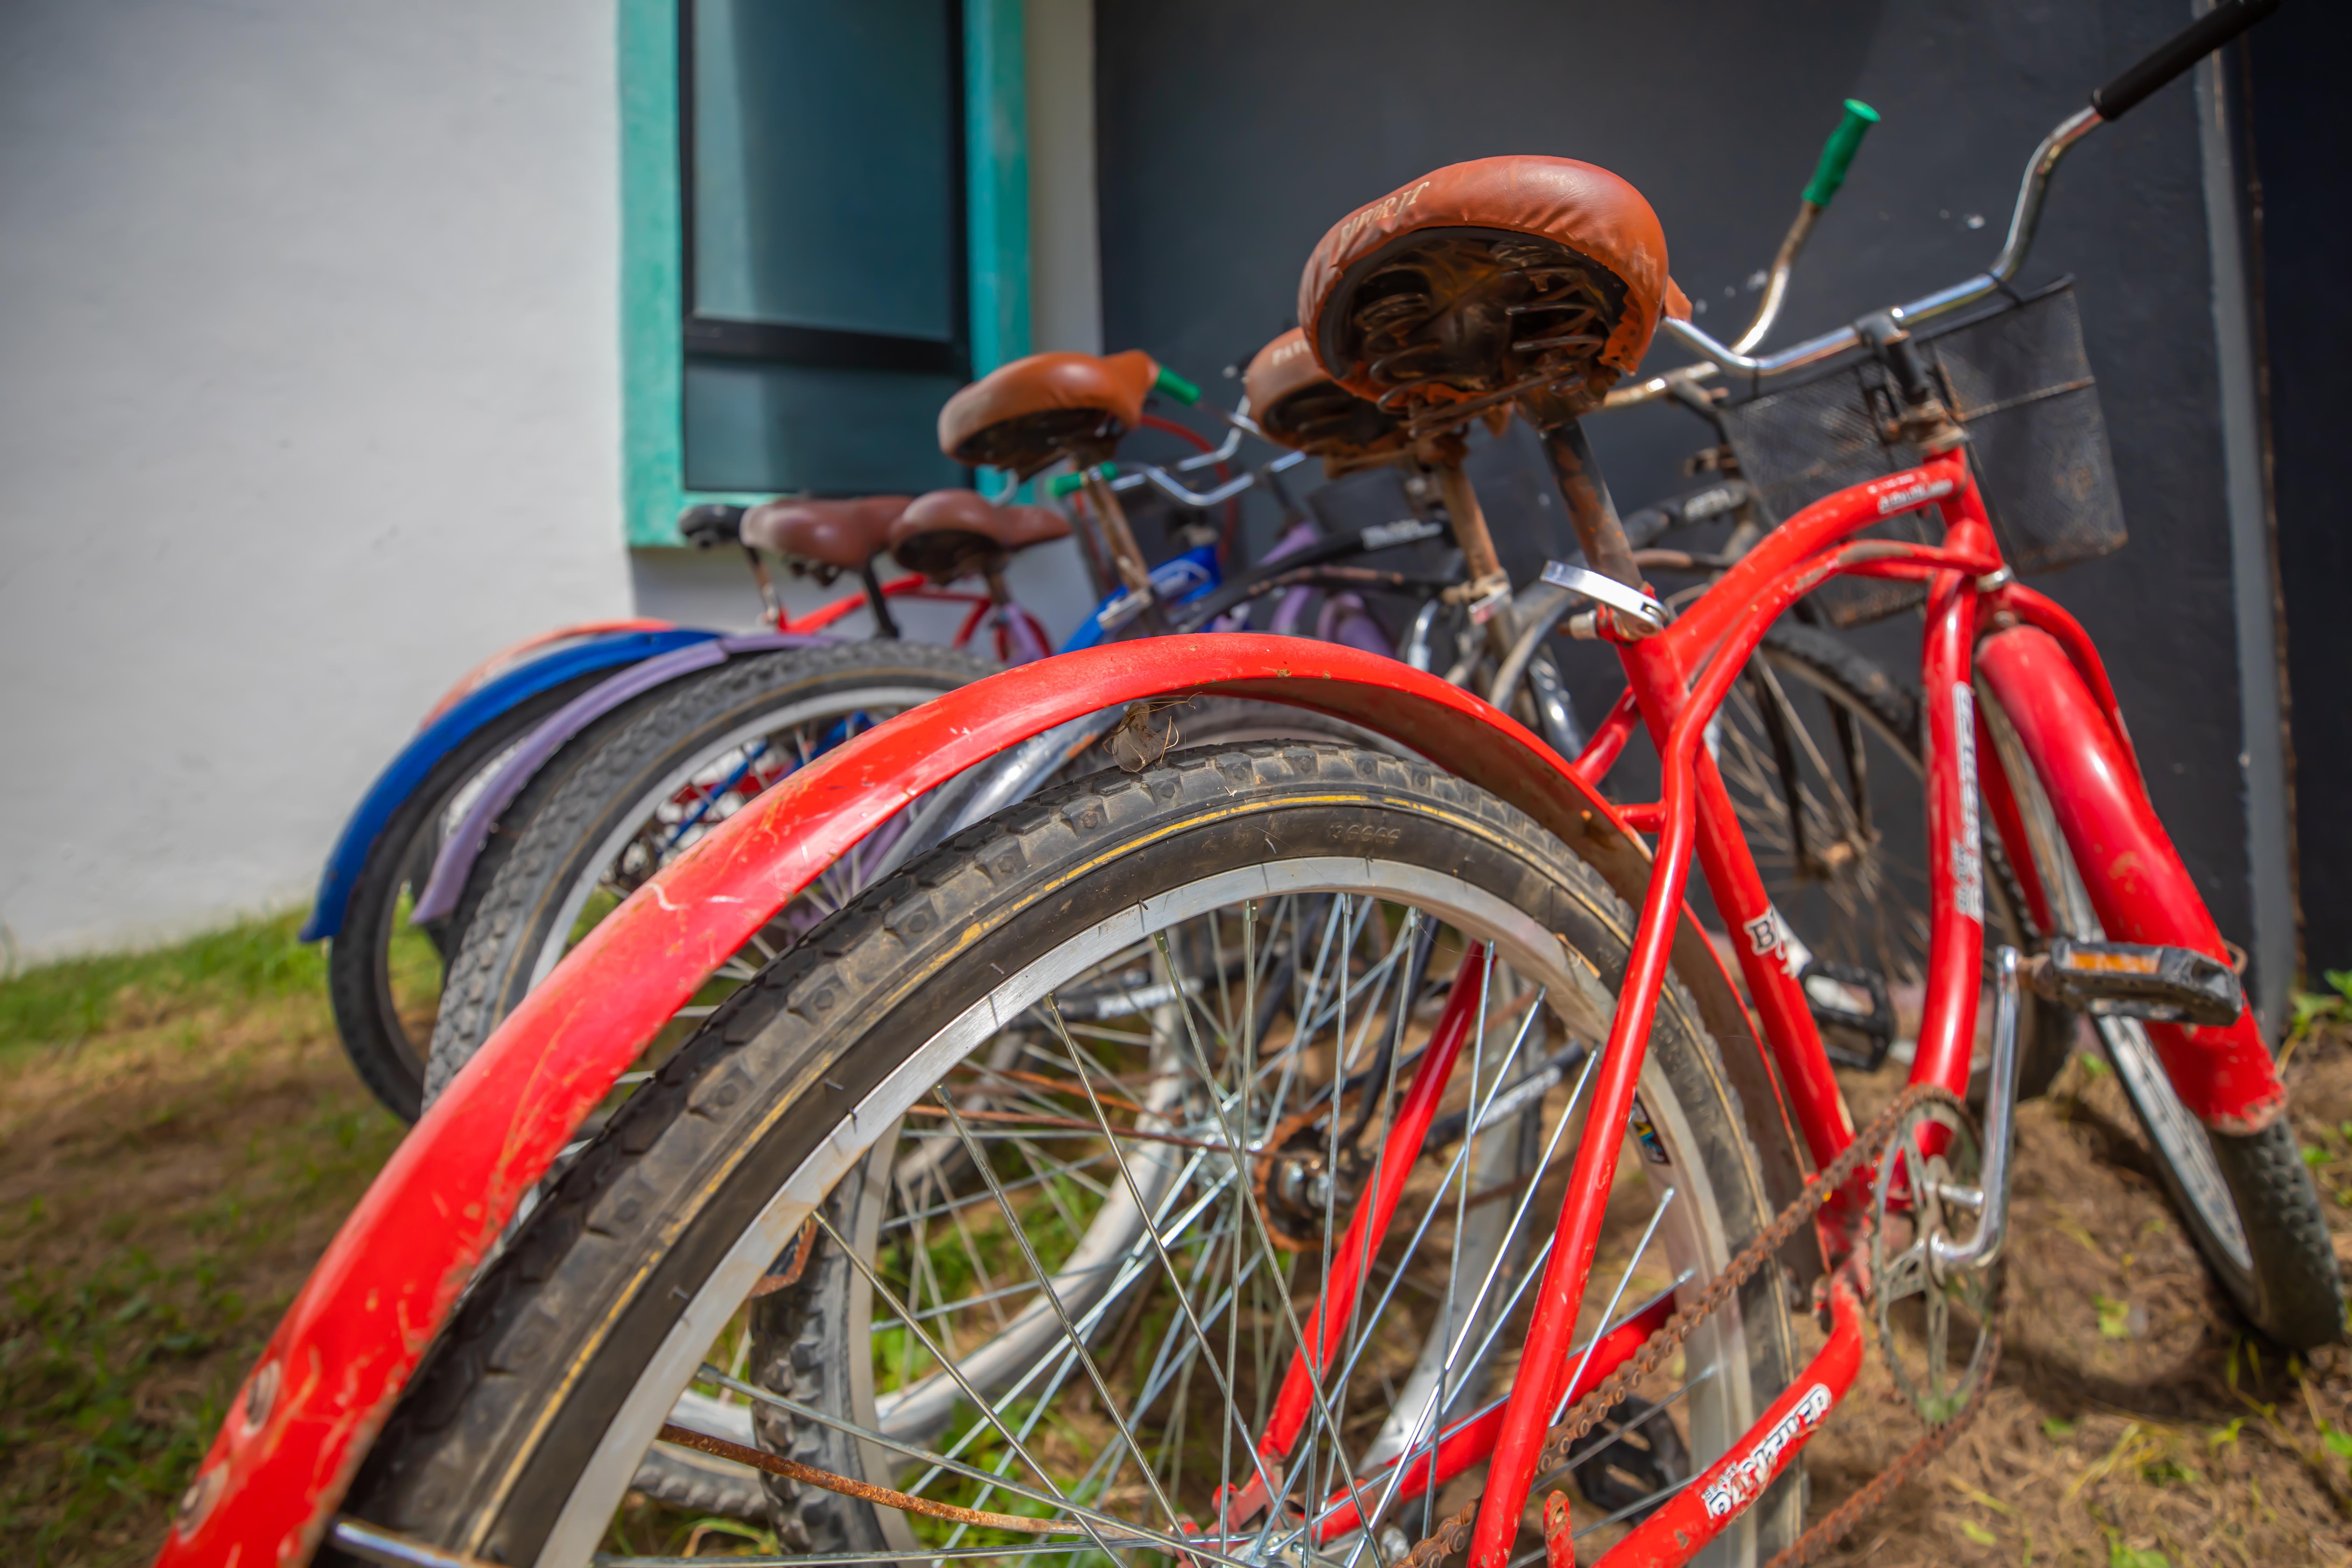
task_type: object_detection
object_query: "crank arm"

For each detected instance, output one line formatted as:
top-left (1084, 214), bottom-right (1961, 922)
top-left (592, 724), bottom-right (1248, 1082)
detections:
top-left (1930, 947), bottom-right (2020, 1273)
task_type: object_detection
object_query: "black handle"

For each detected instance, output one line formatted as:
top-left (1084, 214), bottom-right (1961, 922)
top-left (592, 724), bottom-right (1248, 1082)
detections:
top-left (2091, 0), bottom-right (2283, 121)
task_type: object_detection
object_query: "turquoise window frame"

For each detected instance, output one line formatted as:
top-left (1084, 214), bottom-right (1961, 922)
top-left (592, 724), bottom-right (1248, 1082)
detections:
top-left (619, 0), bottom-right (1031, 546)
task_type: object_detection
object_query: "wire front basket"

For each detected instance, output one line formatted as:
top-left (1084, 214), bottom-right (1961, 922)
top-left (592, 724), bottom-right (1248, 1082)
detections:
top-left (1719, 281), bottom-right (2126, 626)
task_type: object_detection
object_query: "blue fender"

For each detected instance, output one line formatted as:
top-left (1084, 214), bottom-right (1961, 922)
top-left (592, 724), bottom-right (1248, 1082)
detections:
top-left (299, 629), bottom-right (723, 943)
top-left (405, 631), bottom-right (828, 925)
top-left (1059, 543), bottom-right (1222, 653)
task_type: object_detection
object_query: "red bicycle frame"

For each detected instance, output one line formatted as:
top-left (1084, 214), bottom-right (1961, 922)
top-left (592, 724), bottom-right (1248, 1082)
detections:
top-left (1230, 448), bottom-right (2284, 1568)
top-left (1450, 449), bottom-right (2285, 1566)
top-left (776, 571), bottom-right (1057, 665)
top-left (159, 458), bottom-right (2283, 1568)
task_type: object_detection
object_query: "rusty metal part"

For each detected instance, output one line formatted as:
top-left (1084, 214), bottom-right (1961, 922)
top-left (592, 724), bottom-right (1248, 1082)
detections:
top-left (1079, 467), bottom-right (1155, 597)
top-left (1431, 462), bottom-right (1514, 656)
top-left (1542, 1489), bottom-right (1578, 1568)
top-left (1760, 1310), bottom-right (2000, 1567)
top-left (1536, 422), bottom-right (1655, 644)
top-left (746, 1217), bottom-right (819, 1301)
top-left (1399, 1081), bottom-right (1986, 1568)
top-left (1337, 229), bottom-right (1625, 428)
top-left (655, 1423), bottom-right (1078, 1534)
top-left (1251, 1097), bottom-right (1370, 1252)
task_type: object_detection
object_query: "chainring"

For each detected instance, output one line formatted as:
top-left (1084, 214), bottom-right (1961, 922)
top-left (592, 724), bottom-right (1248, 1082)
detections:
top-left (1867, 1098), bottom-right (2000, 1423)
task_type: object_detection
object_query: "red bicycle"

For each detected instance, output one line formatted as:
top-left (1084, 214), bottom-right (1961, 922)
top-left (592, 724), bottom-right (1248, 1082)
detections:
top-left (163, 5), bottom-right (2326, 1567)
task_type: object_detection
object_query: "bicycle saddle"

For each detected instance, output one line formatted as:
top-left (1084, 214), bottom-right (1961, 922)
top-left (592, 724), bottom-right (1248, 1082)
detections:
top-left (1244, 328), bottom-right (1411, 468)
top-left (936, 350), bottom-right (1162, 478)
top-left (740, 495), bottom-right (912, 571)
top-left (888, 489), bottom-right (1071, 583)
top-left (1298, 156), bottom-right (1690, 428)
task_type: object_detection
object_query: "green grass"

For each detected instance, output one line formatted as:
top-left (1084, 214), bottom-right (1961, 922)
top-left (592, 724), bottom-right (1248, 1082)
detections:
top-left (0, 909), bottom-right (403, 1567)
top-left (0, 910), bottom-right (325, 1061)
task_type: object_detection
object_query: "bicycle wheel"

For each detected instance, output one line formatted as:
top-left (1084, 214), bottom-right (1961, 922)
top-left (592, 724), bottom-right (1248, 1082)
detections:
top-left (323, 672), bottom-right (606, 1121)
top-left (425, 642), bottom-right (1001, 1105)
top-left (347, 742), bottom-right (1802, 1567)
top-left (1977, 691), bottom-right (2344, 1348)
top-left (1712, 622), bottom-right (2071, 1097)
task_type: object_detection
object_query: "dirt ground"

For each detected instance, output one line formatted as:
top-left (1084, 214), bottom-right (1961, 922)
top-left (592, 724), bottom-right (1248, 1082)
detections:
top-left (1803, 1028), bottom-right (2352, 1567)
top-left (5, 920), bottom-right (2351, 1566)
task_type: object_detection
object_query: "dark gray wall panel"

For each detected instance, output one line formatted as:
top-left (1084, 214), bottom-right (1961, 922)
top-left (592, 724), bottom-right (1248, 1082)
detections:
top-left (2250, 3), bottom-right (2352, 980)
top-left (1098, 0), bottom-right (2268, 970)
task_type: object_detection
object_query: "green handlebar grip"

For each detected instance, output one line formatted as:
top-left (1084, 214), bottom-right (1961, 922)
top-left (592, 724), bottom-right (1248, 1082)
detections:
top-left (1801, 99), bottom-right (1880, 209)
top-left (1152, 365), bottom-right (1201, 405)
top-left (1046, 463), bottom-right (1113, 499)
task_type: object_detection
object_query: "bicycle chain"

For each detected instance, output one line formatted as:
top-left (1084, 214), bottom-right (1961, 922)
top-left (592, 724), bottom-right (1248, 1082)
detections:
top-left (1398, 1080), bottom-right (1996, 1568)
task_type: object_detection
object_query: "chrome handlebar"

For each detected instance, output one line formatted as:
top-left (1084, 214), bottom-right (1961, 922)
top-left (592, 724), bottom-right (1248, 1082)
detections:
top-left (1647, 106), bottom-right (2104, 388)
top-left (1101, 447), bottom-right (1309, 509)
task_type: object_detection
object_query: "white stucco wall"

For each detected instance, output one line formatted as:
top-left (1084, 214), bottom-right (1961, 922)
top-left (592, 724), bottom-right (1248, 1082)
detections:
top-left (0, 1), bottom-right (631, 963)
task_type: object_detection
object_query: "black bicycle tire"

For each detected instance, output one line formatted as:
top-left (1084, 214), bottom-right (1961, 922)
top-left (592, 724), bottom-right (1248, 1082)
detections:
top-left (1977, 690), bottom-right (2344, 1348)
top-left (323, 673), bottom-right (607, 1122)
top-left (424, 641), bottom-right (1001, 1105)
top-left (347, 742), bottom-right (1804, 1565)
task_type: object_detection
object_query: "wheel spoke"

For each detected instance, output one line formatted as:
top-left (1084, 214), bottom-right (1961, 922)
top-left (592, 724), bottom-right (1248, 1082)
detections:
top-left (927, 1087), bottom-right (1194, 1533)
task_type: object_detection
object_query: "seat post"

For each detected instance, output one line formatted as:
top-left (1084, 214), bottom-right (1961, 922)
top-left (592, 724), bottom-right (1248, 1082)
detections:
top-left (1430, 457), bottom-right (1517, 656)
top-left (856, 559), bottom-right (903, 639)
top-left (1538, 418), bottom-right (1653, 631)
top-left (1077, 467), bottom-right (1155, 598)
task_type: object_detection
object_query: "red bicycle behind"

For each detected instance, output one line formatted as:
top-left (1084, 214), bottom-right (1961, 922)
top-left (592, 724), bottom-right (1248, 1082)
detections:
top-left (161, 5), bottom-right (2324, 1567)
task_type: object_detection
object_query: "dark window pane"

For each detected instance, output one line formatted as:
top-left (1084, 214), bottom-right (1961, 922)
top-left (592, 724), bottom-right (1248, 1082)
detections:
top-left (684, 361), bottom-right (966, 495)
top-left (692, 0), bottom-right (959, 342)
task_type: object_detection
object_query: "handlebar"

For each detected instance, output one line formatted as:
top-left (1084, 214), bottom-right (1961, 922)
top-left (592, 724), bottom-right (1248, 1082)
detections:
top-left (2094, 0), bottom-right (2281, 121)
top-left (1050, 448), bottom-right (1309, 508)
top-left (1642, 0), bottom-right (2282, 391)
top-left (1152, 365), bottom-right (1203, 405)
top-left (1801, 99), bottom-right (1881, 208)
top-left (1729, 98), bottom-right (1879, 356)
top-left (678, 502), bottom-right (748, 549)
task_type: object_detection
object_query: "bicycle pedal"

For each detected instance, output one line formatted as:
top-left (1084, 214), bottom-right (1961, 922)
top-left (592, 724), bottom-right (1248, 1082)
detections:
top-left (2023, 938), bottom-right (2242, 1027)
top-left (1802, 960), bottom-right (1897, 1071)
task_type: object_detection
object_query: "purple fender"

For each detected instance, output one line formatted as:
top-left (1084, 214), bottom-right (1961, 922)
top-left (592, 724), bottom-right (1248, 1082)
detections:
top-left (407, 632), bottom-right (828, 924)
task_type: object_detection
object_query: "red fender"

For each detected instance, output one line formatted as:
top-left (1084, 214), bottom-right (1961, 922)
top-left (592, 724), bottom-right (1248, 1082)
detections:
top-left (157, 635), bottom-right (1801, 1568)
top-left (1975, 625), bottom-right (2283, 1130)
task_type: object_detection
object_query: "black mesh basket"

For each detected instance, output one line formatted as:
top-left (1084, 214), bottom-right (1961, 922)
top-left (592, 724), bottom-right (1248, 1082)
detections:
top-left (1718, 281), bottom-right (2125, 627)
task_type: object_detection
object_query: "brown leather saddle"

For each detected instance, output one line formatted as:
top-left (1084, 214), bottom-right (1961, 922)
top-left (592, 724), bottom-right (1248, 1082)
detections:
top-left (1244, 327), bottom-right (1412, 473)
top-left (739, 496), bottom-right (913, 574)
top-left (888, 489), bottom-right (1071, 583)
top-left (1295, 155), bottom-right (1690, 432)
top-left (935, 350), bottom-right (1163, 478)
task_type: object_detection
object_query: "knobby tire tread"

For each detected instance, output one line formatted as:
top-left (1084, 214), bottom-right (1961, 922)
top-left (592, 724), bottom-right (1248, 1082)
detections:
top-left (424, 641), bottom-right (999, 1104)
top-left (346, 742), bottom-right (1801, 1565)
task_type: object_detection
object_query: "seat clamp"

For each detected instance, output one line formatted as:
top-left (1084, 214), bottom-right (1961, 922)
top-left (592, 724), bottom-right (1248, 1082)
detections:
top-left (1541, 560), bottom-right (1668, 635)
